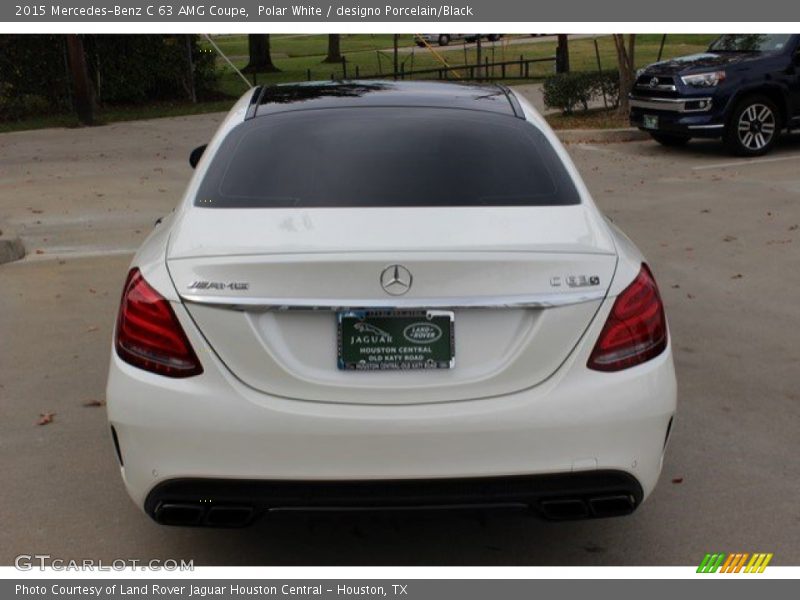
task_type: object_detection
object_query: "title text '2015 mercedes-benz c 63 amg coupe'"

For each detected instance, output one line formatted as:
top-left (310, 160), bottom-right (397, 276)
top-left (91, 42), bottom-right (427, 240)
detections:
top-left (106, 81), bottom-right (677, 527)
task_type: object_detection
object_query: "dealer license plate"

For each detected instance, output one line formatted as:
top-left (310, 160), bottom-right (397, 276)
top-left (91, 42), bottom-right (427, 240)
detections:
top-left (337, 310), bottom-right (455, 371)
top-left (643, 114), bottom-right (659, 130)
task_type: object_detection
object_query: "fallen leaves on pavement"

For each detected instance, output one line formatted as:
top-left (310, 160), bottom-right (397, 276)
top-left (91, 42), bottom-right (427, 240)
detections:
top-left (36, 413), bottom-right (55, 426)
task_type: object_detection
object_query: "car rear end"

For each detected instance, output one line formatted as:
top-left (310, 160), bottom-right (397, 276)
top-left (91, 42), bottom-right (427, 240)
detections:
top-left (106, 83), bottom-right (677, 527)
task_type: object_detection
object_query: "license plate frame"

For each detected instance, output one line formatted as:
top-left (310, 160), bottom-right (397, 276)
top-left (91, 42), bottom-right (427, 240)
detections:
top-left (337, 309), bottom-right (455, 371)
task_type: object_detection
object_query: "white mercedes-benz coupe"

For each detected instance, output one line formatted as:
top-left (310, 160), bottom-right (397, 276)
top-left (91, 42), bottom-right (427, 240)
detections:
top-left (106, 81), bottom-right (677, 527)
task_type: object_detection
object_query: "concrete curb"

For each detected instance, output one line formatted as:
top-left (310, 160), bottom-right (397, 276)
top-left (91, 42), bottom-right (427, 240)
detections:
top-left (0, 224), bottom-right (26, 265)
top-left (556, 128), bottom-right (650, 144)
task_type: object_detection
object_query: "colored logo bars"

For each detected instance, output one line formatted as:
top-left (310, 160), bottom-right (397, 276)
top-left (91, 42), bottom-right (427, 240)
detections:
top-left (697, 553), bottom-right (773, 573)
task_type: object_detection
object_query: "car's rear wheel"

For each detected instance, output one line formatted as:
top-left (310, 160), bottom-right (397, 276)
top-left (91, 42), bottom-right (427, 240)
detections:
top-left (724, 95), bottom-right (780, 156)
top-left (438, 35), bottom-right (451, 46)
top-left (650, 132), bottom-right (691, 147)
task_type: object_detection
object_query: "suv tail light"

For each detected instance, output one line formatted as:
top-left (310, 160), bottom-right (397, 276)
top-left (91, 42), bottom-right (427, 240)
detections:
top-left (115, 268), bottom-right (203, 378)
top-left (588, 264), bottom-right (668, 372)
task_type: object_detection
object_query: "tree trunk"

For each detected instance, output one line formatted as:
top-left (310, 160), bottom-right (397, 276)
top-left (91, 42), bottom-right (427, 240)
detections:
top-left (556, 34), bottom-right (570, 73)
top-left (613, 34), bottom-right (637, 116)
top-left (393, 34), bottom-right (399, 81)
top-left (475, 36), bottom-right (482, 79)
top-left (184, 35), bottom-right (196, 103)
top-left (65, 34), bottom-right (95, 126)
top-left (323, 34), bottom-right (342, 63)
top-left (244, 34), bottom-right (280, 73)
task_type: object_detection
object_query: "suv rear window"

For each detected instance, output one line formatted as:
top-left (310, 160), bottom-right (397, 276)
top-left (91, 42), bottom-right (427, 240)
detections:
top-left (195, 107), bottom-right (580, 208)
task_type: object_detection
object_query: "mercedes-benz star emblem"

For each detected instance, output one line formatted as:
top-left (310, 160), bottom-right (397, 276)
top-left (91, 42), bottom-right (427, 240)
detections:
top-left (380, 264), bottom-right (413, 296)
top-left (649, 76), bottom-right (659, 88)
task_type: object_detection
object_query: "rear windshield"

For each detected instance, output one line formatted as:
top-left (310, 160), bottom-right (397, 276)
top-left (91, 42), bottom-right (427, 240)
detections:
top-left (195, 107), bottom-right (580, 208)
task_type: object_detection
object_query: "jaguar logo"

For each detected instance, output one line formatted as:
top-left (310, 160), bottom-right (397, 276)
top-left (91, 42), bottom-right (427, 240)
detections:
top-left (403, 322), bottom-right (443, 344)
top-left (354, 322), bottom-right (393, 339)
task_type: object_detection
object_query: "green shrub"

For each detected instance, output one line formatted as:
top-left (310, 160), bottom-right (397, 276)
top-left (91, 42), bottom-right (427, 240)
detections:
top-left (86, 35), bottom-right (219, 104)
top-left (0, 35), bottom-right (72, 119)
top-left (0, 34), bottom-right (220, 121)
top-left (543, 70), bottom-right (620, 114)
top-left (543, 72), bottom-right (594, 114)
top-left (594, 70), bottom-right (620, 109)
top-left (0, 89), bottom-right (52, 120)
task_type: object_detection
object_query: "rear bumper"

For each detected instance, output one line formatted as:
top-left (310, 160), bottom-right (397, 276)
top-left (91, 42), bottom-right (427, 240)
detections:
top-left (146, 471), bottom-right (644, 527)
top-left (106, 297), bottom-right (677, 525)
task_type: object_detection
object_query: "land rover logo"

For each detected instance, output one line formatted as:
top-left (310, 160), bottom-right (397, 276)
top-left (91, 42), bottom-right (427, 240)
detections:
top-left (649, 76), bottom-right (659, 88)
top-left (380, 264), bottom-right (413, 296)
top-left (403, 322), bottom-right (442, 344)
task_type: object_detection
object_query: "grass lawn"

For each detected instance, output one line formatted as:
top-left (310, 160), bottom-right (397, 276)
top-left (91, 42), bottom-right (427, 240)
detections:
top-left (210, 33), bottom-right (717, 99)
top-left (208, 33), bottom-right (419, 60)
top-left (1, 34), bottom-right (718, 133)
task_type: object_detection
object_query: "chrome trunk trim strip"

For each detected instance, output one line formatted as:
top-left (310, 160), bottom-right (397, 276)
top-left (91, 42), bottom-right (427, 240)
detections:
top-left (180, 290), bottom-right (607, 311)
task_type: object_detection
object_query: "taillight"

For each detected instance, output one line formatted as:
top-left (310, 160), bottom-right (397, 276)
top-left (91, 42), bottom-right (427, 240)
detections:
top-left (115, 268), bottom-right (203, 378)
top-left (587, 264), bottom-right (668, 372)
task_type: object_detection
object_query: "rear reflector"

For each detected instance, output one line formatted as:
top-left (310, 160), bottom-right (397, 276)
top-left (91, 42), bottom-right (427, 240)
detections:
top-left (115, 268), bottom-right (203, 378)
top-left (587, 264), bottom-right (667, 372)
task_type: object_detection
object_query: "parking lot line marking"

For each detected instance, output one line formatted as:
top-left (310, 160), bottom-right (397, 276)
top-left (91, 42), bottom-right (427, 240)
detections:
top-left (577, 144), bottom-right (611, 153)
top-left (693, 153), bottom-right (800, 171)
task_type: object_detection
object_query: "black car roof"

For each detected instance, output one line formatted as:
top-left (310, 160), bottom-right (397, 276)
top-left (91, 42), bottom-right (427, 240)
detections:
top-left (247, 80), bottom-right (524, 120)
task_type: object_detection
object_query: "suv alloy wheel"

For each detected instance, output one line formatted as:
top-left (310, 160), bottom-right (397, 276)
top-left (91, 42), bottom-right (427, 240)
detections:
top-left (724, 95), bottom-right (780, 156)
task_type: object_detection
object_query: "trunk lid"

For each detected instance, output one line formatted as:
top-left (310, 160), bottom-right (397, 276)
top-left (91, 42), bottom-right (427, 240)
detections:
top-left (167, 206), bottom-right (617, 404)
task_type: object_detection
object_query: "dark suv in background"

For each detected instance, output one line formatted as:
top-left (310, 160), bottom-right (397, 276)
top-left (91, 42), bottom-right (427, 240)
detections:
top-left (630, 34), bottom-right (800, 156)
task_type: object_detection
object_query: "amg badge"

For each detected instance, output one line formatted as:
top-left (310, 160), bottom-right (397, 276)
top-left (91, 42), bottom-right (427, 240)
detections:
top-left (187, 281), bottom-right (249, 291)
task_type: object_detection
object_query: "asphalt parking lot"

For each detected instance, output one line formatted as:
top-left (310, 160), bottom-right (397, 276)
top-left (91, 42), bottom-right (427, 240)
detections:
top-left (1, 110), bottom-right (799, 566)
